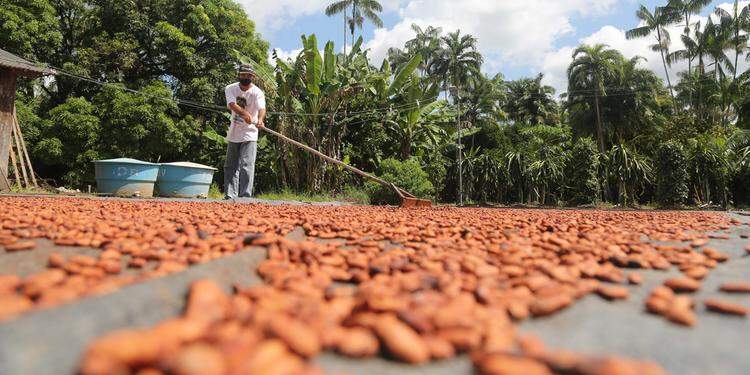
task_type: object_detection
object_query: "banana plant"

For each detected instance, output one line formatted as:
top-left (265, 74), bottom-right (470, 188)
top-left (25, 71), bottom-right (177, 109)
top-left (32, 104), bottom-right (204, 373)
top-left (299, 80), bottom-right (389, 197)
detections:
top-left (297, 34), bottom-right (359, 190)
top-left (384, 72), bottom-right (442, 159)
top-left (370, 53), bottom-right (423, 103)
top-left (606, 143), bottom-right (652, 206)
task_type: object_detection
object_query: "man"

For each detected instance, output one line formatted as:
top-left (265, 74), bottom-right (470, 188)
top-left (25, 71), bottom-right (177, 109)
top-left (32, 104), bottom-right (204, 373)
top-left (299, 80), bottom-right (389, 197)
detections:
top-left (224, 64), bottom-right (266, 199)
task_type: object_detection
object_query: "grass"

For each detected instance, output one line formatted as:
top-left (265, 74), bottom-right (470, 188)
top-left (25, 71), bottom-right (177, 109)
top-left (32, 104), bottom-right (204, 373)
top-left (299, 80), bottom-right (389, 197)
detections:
top-left (208, 183), bottom-right (223, 199)
top-left (257, 187), bottom-right (369, 204)
top-left (208, 183), bottom-right (370, 204)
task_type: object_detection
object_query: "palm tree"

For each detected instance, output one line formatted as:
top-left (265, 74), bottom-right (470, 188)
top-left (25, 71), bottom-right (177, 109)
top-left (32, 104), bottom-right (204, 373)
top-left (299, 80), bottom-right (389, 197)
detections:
top-left (567, 44), bottom-right (621, 154)
top-left (665, 0), bottom-right (712, 75)
top-left (669, 21), bottom-right (711, 116)
top-left (607, 143), bottom-right (653, 206)
top-left (325, 0), bottom-right (384, 57)
top-left (432, 30), bottom-right (483, 97)
top-left (504, 74), bottom-right (559, 126)
top-left (704, 18), bottom-right (733, 80)
top-left (715, 1), bottom-right (749, 80)
top-left (626, 5), bottom-right (678, 108)
top-left (405, 24), bottom-right (443, 77)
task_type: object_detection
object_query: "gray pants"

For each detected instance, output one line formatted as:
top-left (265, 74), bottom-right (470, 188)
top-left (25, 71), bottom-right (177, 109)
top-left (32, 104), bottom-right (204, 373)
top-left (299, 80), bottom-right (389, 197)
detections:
top-left (224, 141), bottom-right (257, 198)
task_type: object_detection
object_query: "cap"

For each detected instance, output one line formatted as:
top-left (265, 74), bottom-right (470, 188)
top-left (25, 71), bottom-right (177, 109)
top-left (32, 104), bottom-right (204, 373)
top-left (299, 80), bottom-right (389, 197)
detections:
top-left (238, 64), bottom-right (255, 75)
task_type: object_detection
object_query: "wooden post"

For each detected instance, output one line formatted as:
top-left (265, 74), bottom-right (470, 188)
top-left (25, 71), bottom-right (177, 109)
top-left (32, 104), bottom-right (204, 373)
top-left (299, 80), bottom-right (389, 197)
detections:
top-left (8, 125), bottom-right (20, 188)
top-left (0, 67), bottom-right (18, 192)
top-left (10, 118), bottom-right (29, 188)
top-left (13, 107), bottom-right (36, 187)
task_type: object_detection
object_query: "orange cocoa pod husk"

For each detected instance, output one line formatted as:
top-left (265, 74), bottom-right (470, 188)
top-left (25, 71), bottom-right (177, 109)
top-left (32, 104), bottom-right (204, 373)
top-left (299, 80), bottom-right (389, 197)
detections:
top-left (423, 335), bottom-right (455, 360)
top-left (665, 296), bottom-right (696, 326)
top-left (645, 296), bottom-right (670, 315)
top-left (336, 327), bottom-right (379, 358)
top-left (518, 334), bottom-right (546, 358)
top-left (0, 274), bottom-right (21, 294)
top-left (83, 329), bottom-right (161, 367)
top-left (185, 279), bottom-right (229, 323)
top-left (529, 294), bottom-right (572, 317)
top-left (719, 282), bottom-right (750, 293)
top-left (48, 252), bottom-right (66, 268)
top-left (477, 353), bottom-right (552, 375)
top-left (373, 314), bottom-right (430, 364)
top-left (705, 298), bottom-right (748, 316)
top-left (267, 315), bottom-right (321, 358)
top-left (163, 343), bottom-right (226, 375)
top-left (664, 277), bottom-right (701, 293)
top-left (628, 272), bottom-right (643, 285)
top-left (0, 294), bottom-right (33, 321)
top-left (437, 327), bottom-right (482, 352)
top-left (596, 285), bottom-right (629, 301)
top-left (4, 240), bottom-right (36, 252)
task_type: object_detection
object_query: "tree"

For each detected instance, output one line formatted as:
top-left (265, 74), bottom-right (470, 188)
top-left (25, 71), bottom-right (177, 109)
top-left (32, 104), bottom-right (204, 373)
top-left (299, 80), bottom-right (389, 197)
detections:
top-left (325, 0), bottom-right (383, 57)
top-left (606, 143), bottom-right (653, 206)
top-left (655, 141), bottom-right (689, 206)
top-left (566, 137), bottom-right (600, 205)
top-left (626, 5), bottom-right (679, 108)
top-left (714, 1), bottom-right (749, 80)
top-left (504, 74), bottom-right (559, 126)
top-left (567, 44), bottom-right (621, 154)
top-left (0, 0), bottom-right (61, 59)
top-left (406, 24), bottom-right (444, 77)
top-left (10, 0), bottom-right (270, 191)
top-left (666, 0), bottom-right (712, 74)
top-left (433, 30), bottom-right (483, 94)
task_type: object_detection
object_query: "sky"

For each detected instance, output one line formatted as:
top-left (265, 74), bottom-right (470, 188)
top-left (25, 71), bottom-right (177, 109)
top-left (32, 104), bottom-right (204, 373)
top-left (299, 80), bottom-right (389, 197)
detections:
top-left (237, 0), bottom-right (746, 94)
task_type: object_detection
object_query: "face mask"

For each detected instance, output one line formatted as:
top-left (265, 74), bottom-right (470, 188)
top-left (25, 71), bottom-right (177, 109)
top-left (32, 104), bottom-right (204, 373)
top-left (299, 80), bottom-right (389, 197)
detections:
top-left (239, 78), bottom-right (252, 86)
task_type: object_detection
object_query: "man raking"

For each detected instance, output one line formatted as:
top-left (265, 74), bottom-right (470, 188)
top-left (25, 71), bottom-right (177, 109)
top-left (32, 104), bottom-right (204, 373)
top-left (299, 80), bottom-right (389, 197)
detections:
top-left (224, 64), bottom-right (266, 199)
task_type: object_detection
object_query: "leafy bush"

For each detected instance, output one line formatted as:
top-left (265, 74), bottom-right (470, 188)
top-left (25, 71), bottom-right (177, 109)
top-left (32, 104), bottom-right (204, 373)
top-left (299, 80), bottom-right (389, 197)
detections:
top-left (367, 158), bottom-right (434, 205)
top-left (566, 137), bottom-right (600, 205)
top-left (655, 141), bottom-right (688, 207)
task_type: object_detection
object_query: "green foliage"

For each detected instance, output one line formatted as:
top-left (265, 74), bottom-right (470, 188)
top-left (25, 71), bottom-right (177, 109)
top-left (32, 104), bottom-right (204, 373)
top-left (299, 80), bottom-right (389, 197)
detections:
top-left (655, 141), bottom-right (689, 207)
top-left (367, 158), bottom-right (434, 205)
top-left (687, 132), bottom-right (730, 206)
top-left (566, 137), bottom-right (600, 205)
top-left (33, 97), bottom-right (100, 186)
top-left (10, 0), bottom-right (750, 209)
top-left (606, 143), bottom-right (653, 206)
top-left (8, 0), bottom-right (268, 190)
top-left (0, 0), bottom-right (61, 58)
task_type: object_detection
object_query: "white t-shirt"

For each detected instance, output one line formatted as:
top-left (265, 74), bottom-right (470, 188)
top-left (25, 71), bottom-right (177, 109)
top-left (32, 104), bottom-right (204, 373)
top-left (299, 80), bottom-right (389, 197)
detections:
top-left (225, 83), bottom-right (266, 143)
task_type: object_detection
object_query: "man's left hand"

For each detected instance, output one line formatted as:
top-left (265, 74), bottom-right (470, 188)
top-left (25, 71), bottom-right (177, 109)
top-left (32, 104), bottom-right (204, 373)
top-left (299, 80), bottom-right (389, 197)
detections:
top-left (256, 120), bottom-right (265, 129)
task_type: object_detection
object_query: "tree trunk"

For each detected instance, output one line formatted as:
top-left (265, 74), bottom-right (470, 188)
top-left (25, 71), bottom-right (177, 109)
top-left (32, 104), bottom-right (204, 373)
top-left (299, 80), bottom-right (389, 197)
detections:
top-left (685, 12), bottom-right (691, 75)
top-left (657, 28), bottom-right (677, 113)
top-left (343, 13), bottom-right (347, 63)
top-left (0, 69), bottom-right (18, 192)
top-left (593, 91), bottom-right (605, 154)
top-left (698, 54), bottom-right (705, 124)
top-left (278, 115), bottom-right (289, 188)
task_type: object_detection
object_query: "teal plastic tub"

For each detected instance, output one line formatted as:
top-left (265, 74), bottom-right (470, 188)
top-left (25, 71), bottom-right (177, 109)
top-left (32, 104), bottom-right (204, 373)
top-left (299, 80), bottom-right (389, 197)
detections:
top-left (156, 162), bottom-right (216, 198)
top-left (94, 158), bottom-right (159, 197)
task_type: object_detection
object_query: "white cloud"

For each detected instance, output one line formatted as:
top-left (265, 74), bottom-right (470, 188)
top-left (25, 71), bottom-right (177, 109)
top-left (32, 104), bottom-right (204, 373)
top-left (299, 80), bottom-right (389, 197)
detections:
top-left (236, 0), bottom-right (328, 34)
top-left (540, 1), bottom-right (750, 94)
top-left (269, 48), bottom-right (302, 65)
top-left (242, 0), bottom-right (750, 97)
top-left (362, 0), bottom-right (619, 69)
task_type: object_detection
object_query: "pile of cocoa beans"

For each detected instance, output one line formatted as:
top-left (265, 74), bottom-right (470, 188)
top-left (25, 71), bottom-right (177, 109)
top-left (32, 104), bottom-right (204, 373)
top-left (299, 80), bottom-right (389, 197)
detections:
top-left (0, 197), bottom-right (748, 374)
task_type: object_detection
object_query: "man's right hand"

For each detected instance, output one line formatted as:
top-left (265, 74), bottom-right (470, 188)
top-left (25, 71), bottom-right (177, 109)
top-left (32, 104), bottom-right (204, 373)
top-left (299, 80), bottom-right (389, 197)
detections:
top-left (242, 113), bottom-right (253, 124)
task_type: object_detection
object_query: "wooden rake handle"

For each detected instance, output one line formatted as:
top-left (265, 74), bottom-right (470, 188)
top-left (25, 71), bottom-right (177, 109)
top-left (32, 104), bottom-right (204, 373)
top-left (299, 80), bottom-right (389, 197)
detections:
top-left (258, 126), bottom-right (412, 196)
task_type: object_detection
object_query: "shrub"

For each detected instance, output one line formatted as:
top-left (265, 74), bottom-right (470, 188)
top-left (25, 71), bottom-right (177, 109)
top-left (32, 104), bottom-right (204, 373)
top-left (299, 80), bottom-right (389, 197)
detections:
top-left (566, 137), bottom-right (600, 205)
top-left (655, 141), bottom-right (688, 207)
top-left (367, 158), bottom-right (435, 205)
